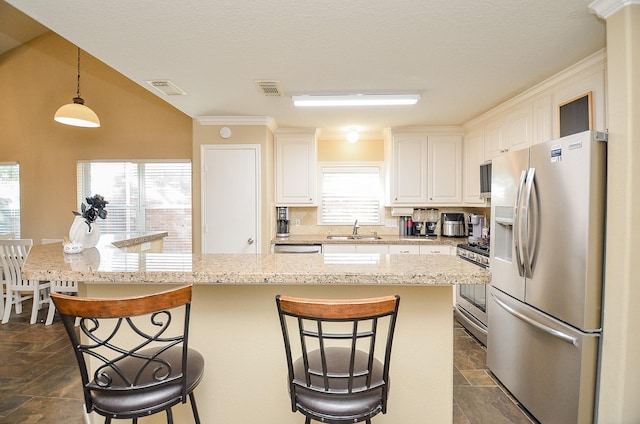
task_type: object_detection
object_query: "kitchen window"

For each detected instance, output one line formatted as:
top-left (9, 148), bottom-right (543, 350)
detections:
top-left (318, 163), bottom-right (384, 225)
top-left (0, 162), bottom-right (20, 238)
top-left (77, 161), bottom-right (192, 252)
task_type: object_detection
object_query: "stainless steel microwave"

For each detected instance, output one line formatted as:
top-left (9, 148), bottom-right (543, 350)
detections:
top-left (480, 163), bottom-right (492, 198)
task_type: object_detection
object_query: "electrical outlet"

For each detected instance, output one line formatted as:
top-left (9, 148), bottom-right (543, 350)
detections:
top-left (385, 219), bottom-right (397, 228)
top-left (295, 219), bottom-right (300, 226)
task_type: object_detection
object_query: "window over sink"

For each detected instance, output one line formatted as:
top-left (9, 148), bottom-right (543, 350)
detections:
top-left (318, 163), bottom-right (384, 225)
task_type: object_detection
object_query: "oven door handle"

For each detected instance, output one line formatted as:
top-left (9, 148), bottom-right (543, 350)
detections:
top-left (456, 306), bottom-right (487, 335)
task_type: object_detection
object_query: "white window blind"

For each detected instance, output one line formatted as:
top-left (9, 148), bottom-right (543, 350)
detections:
top-left (319, 164), bottom-right (383, 225)
top-left (77, 161), bottom-right (192, 252)
top-left (0, 163), bottom-right (20, 238)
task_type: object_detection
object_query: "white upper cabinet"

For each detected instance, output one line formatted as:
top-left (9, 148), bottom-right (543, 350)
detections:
top-left (462, 130), bottom-right (486, 205)
top-left (275, 128), bottom-right (318, 206)
top-left (388, 133), bottom-right (429, 205)
top-left (483, 106), bottom-right (533, 161)
top-left (387, 128), bottom-right (463, 206)
top-left (427, 135), bottom-right (462, 204)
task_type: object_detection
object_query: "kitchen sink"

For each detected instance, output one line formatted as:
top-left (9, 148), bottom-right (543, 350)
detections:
top-left (326, 235), bottom-right (382, 240)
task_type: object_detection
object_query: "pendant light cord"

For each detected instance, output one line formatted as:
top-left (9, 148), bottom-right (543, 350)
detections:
top-left (76, 47), bottom-right (82, 99)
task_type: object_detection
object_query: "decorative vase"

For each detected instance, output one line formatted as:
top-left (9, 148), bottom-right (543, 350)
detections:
top-left (69, 216), bottom-right (101, 248)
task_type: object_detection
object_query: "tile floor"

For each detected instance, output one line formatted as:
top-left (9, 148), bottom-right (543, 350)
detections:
top-left (0, 302), bottom-right (533, 423)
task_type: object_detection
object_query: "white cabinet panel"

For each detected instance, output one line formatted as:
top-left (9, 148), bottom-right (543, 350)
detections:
top-left (420, 245), bottom-right (452, 255)
top-left (462, 130), bottom-right (486, 205)
top-left (322, 244), bottom-right (389, 254)
top-left (389, 245), bottom-right (420, 254)
top-left (387, 129), bottom-right (463, 206)
top-left (389, 135), bottom-right (428, 205)
top-left (275, 129), bottom-right (318, 205)
top-left (428, 135), bottom-right (462, 204)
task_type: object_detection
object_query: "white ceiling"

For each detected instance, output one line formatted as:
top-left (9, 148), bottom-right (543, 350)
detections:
top-left (3, 0), bottom-right (606, 138)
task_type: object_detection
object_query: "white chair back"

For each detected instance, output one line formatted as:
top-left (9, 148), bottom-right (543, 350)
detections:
top-left (0, 239), bottom-right (33, 289)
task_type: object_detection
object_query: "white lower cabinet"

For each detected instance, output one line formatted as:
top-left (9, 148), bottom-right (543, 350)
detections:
top-left (388, 245), bottom-right (420, 254)
top-left (322, 244), bottom-right (453, 254)
top-left (322, 244), bottom-right (389, 254)
top-left (420, 245), bottom-right (452, 255)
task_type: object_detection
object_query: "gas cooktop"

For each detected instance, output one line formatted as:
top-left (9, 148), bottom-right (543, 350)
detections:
top-left (457, 242), bottom-right (490, 256)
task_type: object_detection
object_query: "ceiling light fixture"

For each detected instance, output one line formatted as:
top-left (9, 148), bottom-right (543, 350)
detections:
top-left (347, 128), bottom-right (359, 143)
top-left (54, 48), bottom-right (100, 128)
top-left (292, 94), bottom-right (420, 107)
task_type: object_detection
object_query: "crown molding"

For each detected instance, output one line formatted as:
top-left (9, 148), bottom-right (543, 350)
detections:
top-left (195, 116), bottom-right (277, 132)
top-left (589, 0), bottom-right (640, 19)
top-left (463, 48), bottom-right (606, 129)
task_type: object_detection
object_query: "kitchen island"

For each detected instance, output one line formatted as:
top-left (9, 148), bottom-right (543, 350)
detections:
top-left (23, 242), bottom-right (489, 424)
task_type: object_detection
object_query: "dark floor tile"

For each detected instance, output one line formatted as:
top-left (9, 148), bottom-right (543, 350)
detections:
top-left (454, 334), bottom-right (487, 370)
top-left (19, 366), bottom-right (83, 399)
top-left (1, 396), bottom-right (85, 424)
top-left (0, 393), bottom-right (31, 417)
top-left (454, 403), bottom-right (472, 424)
top-left (454, 386), bottom-right (532, 424)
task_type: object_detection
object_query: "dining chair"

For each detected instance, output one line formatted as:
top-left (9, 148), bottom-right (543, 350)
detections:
top-left (41, 238), bottom-right (78, 325)
top-left (51, 284), bottom-right (204, 423)
top-left (275, 294), bottom-right (400, 424)
top-left (0, 239), bottom-right (51, 324)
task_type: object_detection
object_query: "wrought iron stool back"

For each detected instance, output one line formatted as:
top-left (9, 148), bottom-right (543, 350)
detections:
top-left (51, 285), bottom-right (204, 424)
top-left (276, 294), bottom-right (400, 424)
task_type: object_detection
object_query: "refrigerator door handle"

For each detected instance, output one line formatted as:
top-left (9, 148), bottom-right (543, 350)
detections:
top-left (522, 168), bottom-right (536, 278)
top-left (491, 291), bottom-right (578, 346)
top-left (513, 169), bottom-right (527, 277)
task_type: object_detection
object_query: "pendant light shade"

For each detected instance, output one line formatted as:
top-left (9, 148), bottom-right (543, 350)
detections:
top-left (54, 48), bottom-right (100, 128)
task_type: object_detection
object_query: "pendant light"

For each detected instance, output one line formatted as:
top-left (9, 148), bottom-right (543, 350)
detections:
top-left (54, 47), bottom-right (100, 128)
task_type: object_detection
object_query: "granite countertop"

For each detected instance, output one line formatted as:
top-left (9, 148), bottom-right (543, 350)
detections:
top-left (23, 242), bottom-right (489, 286)
top-left (102, 231), bottom-right (168, 248)
top-left (272, 234), bottom-right (466, 246)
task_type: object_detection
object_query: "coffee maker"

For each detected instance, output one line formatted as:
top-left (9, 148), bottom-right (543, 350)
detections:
top-left (276, 207), bottom-right (290, 238)
top-left (425, 208), bottom-right (439, 236)
top-left (469, 214), bottom-right (485, 242)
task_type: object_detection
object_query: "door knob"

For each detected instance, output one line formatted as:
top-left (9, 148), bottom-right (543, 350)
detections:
top-left (247, 238), bottom-right (254, 245)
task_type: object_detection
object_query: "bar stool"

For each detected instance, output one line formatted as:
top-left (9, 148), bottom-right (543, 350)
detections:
top-left (51, 284), bottom-right (204, 423)
top-left (275, 294), bottom-right (400, 424)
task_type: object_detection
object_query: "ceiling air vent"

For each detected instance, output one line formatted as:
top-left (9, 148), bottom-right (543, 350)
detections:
top-left (146, 80), bottom-right (187, 96)
top-left (255, 80), bottom-right (282, 96)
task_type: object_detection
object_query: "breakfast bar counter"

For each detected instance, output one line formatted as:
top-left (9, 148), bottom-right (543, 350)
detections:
top-left (24, 243), bottom-right (490, 424)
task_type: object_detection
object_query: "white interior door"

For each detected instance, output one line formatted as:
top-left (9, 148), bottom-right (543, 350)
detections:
top-left (201, 144), bottom-right (261, 253)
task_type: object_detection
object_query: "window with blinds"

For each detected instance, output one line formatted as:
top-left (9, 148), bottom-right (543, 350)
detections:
top-left (77, 161), bottom-right (192, 252)
top-left (0, 163), bottom-right (20, 238)
top-left (318, 164), bottom-right (384, 225)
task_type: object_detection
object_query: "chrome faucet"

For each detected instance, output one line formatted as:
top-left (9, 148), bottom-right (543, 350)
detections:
top-left (352, 220), bottom-right (359, 236)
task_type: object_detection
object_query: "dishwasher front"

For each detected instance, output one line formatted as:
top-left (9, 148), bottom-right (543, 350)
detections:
top-left (273, 244), bottom-right (322, 254)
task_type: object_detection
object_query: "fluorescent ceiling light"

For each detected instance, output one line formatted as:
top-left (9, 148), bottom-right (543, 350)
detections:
top-left (292, 94), bottom-right (420, 107)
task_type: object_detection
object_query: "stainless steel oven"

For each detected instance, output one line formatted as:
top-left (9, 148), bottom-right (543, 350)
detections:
top-left (455, 243), bottom-right (489, 345)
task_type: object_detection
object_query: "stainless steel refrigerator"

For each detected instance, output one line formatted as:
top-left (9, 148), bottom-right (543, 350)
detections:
top-left (488, 130), bottom-right (606, 424)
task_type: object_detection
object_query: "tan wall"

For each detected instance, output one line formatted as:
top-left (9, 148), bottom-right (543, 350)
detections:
top-left (192, 123), bottom-right (274, 254)
top-left (318, 137), bottom-right (384, 161)
top-left (0, 33), bottom-right (192, 244)
top-left (597, 4), bottom-right (640, 422)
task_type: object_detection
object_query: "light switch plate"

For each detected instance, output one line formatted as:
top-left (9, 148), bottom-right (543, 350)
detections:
top-left (385, 219), bottom-right (396, 227)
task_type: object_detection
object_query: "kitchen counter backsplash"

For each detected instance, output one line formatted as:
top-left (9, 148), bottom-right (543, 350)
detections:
top-left (272, 234), bottom-right (463, 246)
top-left (285, 206), bottom-right (490, 238)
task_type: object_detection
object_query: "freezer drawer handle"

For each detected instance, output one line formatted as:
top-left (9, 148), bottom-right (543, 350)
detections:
top-left (491, 292), bottom-right (578, 346)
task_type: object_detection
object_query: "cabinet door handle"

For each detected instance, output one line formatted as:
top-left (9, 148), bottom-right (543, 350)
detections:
top-left (247, 238), bottom-right (254, 245)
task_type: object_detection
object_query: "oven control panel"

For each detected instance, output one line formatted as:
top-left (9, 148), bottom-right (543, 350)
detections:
top-left (456, 243), bottom-right (490, 269)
